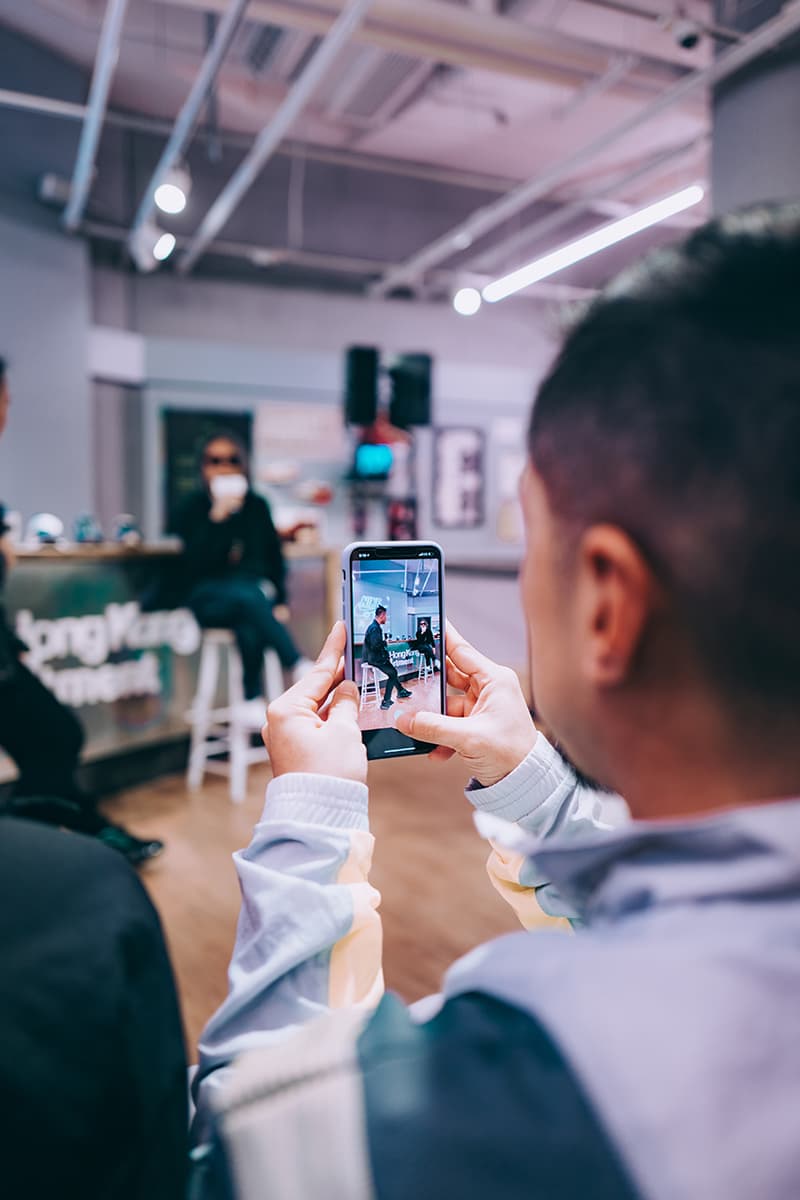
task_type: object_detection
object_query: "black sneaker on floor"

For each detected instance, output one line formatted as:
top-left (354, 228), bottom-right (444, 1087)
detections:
top-left (397, 688), bottom-right (413, 699)
top-left (380, 698), bottom-right (394, 709)
top-left (97, 824), bottom-right (165, 867)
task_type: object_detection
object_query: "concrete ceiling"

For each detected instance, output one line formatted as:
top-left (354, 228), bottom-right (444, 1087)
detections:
top-left (0, 0), bottom-right (730, 301)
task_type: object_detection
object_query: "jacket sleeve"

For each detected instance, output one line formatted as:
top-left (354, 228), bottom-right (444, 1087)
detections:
top-left (363, 623), bottom-right (382, 660)
top-left (466, 735), bottom-right (629, 927)
top-left (256, 498), bottom-right (287, 605)
top-left (190, 773), bottom-right (383, 1148)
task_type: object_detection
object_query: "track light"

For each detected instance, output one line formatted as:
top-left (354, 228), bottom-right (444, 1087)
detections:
top-left (154, 164), bottom-right (191, 215)
top-left (130, 221), bottom-right (175, 272)
top-left (453, 287), bottom-right (482, 316)
top-left (153, 232), bottom-right (176, 261)
top-left (483, 185), bottom-right (705, 304)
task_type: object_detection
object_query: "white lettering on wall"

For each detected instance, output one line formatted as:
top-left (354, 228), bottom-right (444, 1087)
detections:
top-left (15, 602), bottom-right (201, 708)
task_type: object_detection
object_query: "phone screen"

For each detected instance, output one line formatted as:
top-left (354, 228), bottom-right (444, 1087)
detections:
top-left (346, 542), bottom-right (445, 759)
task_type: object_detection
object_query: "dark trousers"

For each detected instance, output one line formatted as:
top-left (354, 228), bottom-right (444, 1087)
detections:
top-left (0, 660), bottom-right (105, 833)
top-left (0, 819), bottom-right (187, 1199)
top-left (189, 578), bottom-right (300, 699)
top-left (373, 658), bottom-right (402, 703)
top-left (419, 644), bottom-right (435, 667)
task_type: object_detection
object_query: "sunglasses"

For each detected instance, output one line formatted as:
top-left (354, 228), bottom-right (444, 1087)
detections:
top-left (204, 454), bottom-right (242, 467)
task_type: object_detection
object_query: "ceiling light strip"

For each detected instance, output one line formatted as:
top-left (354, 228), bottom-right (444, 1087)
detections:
top-left (483, 184), bottom-right (704, 302)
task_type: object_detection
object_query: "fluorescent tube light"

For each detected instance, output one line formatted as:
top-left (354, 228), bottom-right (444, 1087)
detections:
top-left (482, 184), bottom-right (704, 304)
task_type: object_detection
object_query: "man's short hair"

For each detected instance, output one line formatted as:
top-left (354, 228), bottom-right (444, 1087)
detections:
top-left (375, 605), bottom-right (387, 617)
top-left (529, 203), bottom-right (800, 712)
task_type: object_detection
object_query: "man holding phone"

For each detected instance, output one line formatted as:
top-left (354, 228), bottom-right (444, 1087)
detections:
top-left (363, 605), bottom-right (412, 709)
top-left (191, 207), bottom-right (800, 1200)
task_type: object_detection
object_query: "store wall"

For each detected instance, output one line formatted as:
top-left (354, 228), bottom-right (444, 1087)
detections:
top-left (92, 265), bottom-right (556, 562)
top-left (0, 211), bottom-right (92, 523)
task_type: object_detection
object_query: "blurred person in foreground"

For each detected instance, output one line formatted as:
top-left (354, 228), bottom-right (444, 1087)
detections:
top-left (172, 432), bottom-right (311, 718)
top-left (0, 358), bottom-right (163, 865)
top-left (0, 818), bottom-right (188, 1199)
top-left (189, 206), bottom-right (800, 1200)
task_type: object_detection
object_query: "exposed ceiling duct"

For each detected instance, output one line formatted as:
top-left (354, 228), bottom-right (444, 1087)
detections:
top-left (370, 0), bottom-right (800, 296)
top-left (180, 0), bottom-right (377, 272)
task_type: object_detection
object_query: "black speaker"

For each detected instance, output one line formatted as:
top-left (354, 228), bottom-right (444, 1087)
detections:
top-left (344, 346), bottom-right (379, 426)
top-left (389, 353), bottom-right (432, 428)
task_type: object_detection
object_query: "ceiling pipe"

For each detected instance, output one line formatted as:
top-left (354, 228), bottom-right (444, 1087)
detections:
top-left (0, 86), bottom-right (517, 194)
top-left (370, 0), bottom-right (800, 296)
top-left (165, 0), bottom-right (697, 89)
top-left (128, 0), bottom-right (251, 254)
top-left (471, 135), bottom-right (707, 273)
top-left (84, 217), bottom-right (596, 299)
top-left (179, 0), bottom-right (375, 274)
top-left (0, 88), bottom-right (86, 121)
top-left (63, 0), bottom-right (129, 231)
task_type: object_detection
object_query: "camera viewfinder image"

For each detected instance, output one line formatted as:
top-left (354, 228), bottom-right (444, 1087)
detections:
top-left (352, 557), bottom-right (442, 732)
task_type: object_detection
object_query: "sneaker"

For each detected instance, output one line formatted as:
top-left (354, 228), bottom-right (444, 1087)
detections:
top-left (291, 657), bottom-right (316, 685)
top-left (380, 698), bottom-right (394, 709)
top-left (397, 688), bottom-right (413, 699)
top-left (96, 824), bottom-right (164, 867)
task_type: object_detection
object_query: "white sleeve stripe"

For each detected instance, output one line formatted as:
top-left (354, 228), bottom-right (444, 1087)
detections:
top-left (213, 1008), bottom-right (375, 1200)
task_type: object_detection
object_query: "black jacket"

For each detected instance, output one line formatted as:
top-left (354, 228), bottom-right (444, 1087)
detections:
top-left (412, 627), bottom-right (436, 652)
top-left (172, 490), bottom-right (287, 605)
top-left (363, 619), bottom-right (391, 668)
top-left (0, 502), bottom-right (26, 680)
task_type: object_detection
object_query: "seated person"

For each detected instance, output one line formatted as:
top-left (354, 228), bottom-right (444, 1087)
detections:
top-left (0, 358), bottom-right (162, 865)
top-left (0, 817), bottom-right (187, 1198)
top-left (172, 433), bottom-right (310, 711)
top-left (363, 604), bottom-right (412, 709)
top-left (189, 206), bottom-right (800, 1199)
top-left (411, 617), bottom-right (438, 671)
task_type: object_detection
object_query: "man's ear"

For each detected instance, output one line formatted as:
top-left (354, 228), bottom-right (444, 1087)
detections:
top-left (576, 524), bottom-right (658, 687)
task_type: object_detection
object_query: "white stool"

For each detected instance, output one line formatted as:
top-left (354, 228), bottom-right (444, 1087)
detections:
top-left (417, 652), bottom-right (433, 683)
top-left (186, 630), bottom-right (284, 803)
top-left (360, 663), bottom-right (384, 709)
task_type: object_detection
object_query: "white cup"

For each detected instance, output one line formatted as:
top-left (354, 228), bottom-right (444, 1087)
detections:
top-left (210, 474), bottom-right (248, 502)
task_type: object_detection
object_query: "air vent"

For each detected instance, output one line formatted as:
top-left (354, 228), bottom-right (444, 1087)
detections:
top-left (342, 53), bottom-right (429, 121)
top-left (245, 24), bottom-right (285, 74)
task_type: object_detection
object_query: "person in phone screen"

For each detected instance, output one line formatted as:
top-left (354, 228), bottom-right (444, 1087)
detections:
top-left (363, 605), bottom-right (412, 710)
top-left (413, 618), bottom-right (438, 672)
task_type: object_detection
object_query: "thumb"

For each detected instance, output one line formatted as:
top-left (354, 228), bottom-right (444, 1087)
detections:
top-left (325, 680), bottom-right (360, 726)
top-left (395, 708), bottom-right (471, 752)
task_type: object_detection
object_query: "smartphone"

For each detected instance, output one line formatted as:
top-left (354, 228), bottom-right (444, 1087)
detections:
top-left (342, 540), bottom-right (446, 761)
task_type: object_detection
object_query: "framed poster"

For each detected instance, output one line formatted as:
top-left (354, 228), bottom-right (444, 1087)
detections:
top-left (433, 427), bottom-right (485, 529)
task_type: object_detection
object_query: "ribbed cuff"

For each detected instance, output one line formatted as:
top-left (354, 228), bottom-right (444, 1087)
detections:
top-left (261, 773), bottom-right (370, 831)
top-left (465, 736), bottom-right (574, 824)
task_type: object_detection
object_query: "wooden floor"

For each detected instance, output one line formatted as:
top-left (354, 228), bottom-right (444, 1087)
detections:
top-left (359, 669), bottom-right (442, 730)
top-left (103, 753), bottom-right (528, 1058)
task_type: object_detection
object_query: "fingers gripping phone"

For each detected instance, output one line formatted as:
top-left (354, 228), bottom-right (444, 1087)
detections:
top-left (342, 541), bottom-right (446, 761)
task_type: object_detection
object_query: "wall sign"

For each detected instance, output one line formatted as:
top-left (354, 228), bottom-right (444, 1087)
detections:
top-left (433, 427), bottom-right (485, 529)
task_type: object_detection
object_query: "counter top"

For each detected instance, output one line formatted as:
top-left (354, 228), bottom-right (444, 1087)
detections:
top-left (14, 540), bottom-right (335, 563)
top-left (15, 541), bottom-right (183, 562)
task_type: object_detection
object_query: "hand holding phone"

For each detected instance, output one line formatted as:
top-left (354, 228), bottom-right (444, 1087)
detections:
top-left (263, 622), bottom-right (367, 783)
top-left (342, 541), bottom-right (446, 761)
top-left (395, 623), bottom-right (538, 787)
